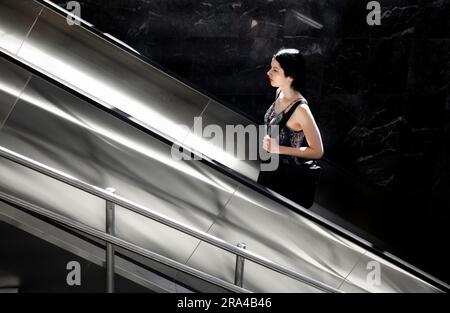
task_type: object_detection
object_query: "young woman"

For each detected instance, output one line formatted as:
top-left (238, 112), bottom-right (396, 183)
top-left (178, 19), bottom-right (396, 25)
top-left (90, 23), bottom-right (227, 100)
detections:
top-left (258, 48), bottom-right (324, 208)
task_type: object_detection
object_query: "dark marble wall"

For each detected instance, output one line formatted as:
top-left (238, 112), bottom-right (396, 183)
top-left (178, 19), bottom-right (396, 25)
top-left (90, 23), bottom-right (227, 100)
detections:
top-left (53, 0), bottom-right (450, 282)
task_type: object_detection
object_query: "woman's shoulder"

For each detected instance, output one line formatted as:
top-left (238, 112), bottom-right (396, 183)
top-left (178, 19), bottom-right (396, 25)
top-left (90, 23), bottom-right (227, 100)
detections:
top-left (294, 100), bottom-right (310, 111)
top-left (292, 100), bottom-right (313, 120)
top-left (292, 97), bottom-right (308, 111)
top-left (298, 96), bottom-right (308, 104)
top-left (295, 94), bottom-right (309, 105)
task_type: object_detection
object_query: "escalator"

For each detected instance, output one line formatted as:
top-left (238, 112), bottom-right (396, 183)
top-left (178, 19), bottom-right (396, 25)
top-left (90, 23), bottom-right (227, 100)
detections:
top-left (0, 0), bottom-right (448, 292)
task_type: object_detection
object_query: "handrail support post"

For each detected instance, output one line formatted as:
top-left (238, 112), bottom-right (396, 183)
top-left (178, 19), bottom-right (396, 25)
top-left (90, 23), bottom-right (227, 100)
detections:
top-left (234, 242), bottom-right (247, 287)
top-left (106, 187), bottom-right (116, 293)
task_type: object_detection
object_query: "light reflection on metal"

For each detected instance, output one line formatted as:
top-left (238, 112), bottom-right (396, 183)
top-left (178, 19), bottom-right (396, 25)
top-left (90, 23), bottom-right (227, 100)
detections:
top-left (17, 92), bottom-right (234, 193)
top-left (291, 10), bottom-right (323, 29)
top-left (183, 132), bottom-right (243, 173)
top-left (103, 33), bottom-right (140, 55)
top-left (0, 81), bottom-right (22, 98)
top-left (18, 44), bottom-right (190, 142)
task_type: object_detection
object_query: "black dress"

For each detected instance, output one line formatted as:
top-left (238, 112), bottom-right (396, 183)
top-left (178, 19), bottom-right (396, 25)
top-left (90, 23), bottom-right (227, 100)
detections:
top-left (257, 97), bottom-right (320, 209)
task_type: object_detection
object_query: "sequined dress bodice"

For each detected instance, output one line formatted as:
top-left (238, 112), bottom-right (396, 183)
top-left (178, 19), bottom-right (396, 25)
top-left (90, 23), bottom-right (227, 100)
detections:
top-left (264, 98), bottom-right (309, 166)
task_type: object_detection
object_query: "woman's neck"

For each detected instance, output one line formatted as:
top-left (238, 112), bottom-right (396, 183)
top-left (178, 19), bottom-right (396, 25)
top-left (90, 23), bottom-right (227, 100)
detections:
top-left (279, 86), bottom-right (301, 101)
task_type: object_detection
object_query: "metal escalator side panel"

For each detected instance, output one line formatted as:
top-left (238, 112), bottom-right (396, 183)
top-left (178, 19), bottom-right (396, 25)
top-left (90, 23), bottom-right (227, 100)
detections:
top-left (185, 183), bottom-right (443, 293)
top-left (339, 251), bottom-right (443, 293)
top-left (0, 57), bottom-right (31, 126)
top-left (16, 5), bottom-right (208, 144)
top-left (182, 99), bottom-right (260, 180)
top-left (0, 0), bottom-right (42, 55)
top-left (185, 183), bottom-right (366, 292)
top-left (3, 0), bottom-right (260, 180)
top-left (0, 57), bottom-right (240, 274)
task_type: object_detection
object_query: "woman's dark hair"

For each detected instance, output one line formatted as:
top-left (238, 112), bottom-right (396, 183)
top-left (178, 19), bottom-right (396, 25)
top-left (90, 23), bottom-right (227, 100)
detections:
top-left (273, 48), bottom-right (306, 92)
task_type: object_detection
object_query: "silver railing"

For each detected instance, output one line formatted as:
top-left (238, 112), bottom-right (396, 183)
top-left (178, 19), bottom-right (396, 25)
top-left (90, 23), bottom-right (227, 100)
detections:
top-left (0, 146), bottom-right (342, 293)
top-left (0, 191), bottom-right (248, 293)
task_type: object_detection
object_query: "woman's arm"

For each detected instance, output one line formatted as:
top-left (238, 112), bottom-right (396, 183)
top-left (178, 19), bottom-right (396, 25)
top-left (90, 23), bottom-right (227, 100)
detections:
top-left (263, 104), bottom-right (324, 159)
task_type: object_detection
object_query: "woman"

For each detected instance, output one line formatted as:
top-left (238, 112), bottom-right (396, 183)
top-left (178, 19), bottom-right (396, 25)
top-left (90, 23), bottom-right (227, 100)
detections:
top-left (258, 48), bottom-right (324, 208)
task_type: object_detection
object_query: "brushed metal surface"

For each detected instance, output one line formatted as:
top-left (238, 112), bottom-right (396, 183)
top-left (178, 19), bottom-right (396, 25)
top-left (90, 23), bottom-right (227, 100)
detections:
top-left (338, 251), bottom-right (442, 293)
top-left (0, 0), bottom-right (42, 54)
top-left (18, 6), bottom-right (208, 143)
top-left (0, 73), bottom-right (239, 265)
top-left (182, 100), bottom-right (261, 180)
top-left (6, 2), bottom-right (262, 178)
top-left (0, 58), bottom-right (31, 126)
top-left (184, 183), bottom-right (366, 292)
top-left (178, 242), bottom-right (324, 293)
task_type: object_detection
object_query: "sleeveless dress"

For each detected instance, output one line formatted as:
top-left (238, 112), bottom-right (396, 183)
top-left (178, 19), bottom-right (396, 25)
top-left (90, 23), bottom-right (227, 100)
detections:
top-left (257, 97), bottom-right (320, 209)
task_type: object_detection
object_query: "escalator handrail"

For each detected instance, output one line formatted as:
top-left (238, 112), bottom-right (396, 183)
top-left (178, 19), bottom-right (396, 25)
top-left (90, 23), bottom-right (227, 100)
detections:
top-left (0, 46), bottom-right (447, 291)
top-left (35, 0), bottom-right (257, 123)
top-left (0, 190), bottom-right (249, 293)
top-left (0, 146), bottom-right (342, 293)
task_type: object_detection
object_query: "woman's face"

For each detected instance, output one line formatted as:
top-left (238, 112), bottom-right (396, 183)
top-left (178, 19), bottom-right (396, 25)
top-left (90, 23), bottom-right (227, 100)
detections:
top-left (267, 58), bottom-right (292, 88)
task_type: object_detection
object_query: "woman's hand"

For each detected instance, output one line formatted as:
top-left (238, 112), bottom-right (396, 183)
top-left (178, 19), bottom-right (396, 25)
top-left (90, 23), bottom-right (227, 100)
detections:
top-left (263, 135), bottom-right (279, 154)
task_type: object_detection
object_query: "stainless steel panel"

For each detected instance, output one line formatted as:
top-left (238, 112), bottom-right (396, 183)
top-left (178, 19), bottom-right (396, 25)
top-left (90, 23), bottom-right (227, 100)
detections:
top-left (336, 281), bottom-right (367, 293)
top-left (0, 158), bottom-right (107, 231)
top-left (2, 1), bottom-right (261, 183)
top-left (0, 159), bottom-right (199, 279)
top-left (0, 0), bottom-right (42, 54)
top-left (179, 242), bottom-right (323, 293)
top-left (17, 6), bottom-right (209, 142)
top-left (0, 74), bottom-right (239, 265)
top-left (184, 183), bottom-right (367, 292)
top-left (0, 57), bottom-right (31, 125)
top-left (183, 100), bottom-right (261, 180)
top-left (338, 251), bottom-right (442, 293)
